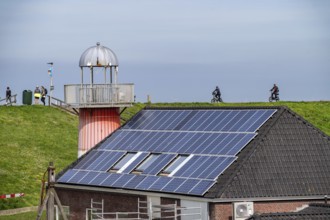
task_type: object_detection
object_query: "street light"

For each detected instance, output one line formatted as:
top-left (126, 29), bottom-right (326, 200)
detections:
top-left (47, 62), bottom-right (54, 105)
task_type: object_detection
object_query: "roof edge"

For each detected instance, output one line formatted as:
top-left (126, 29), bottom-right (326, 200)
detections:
top-left (55, 183), bottom-right (328, 203)
top-left (284, 107), bottom-right (330, 140)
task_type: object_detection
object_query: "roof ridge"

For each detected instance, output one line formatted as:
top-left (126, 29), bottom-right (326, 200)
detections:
top-left (145, 106), bottom-right (284, 110)
top-left (284, 107), bottom-right (330, 140)
top-left (214, 107), bottom-right (287, 198)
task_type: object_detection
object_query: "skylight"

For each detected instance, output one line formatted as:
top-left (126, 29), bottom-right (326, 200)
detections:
top-left (161, 155), bottom-right (190, 176)
top-left (110, 152), bottom-right (136, 172)
top-left (135, 154), bottom-right (160, 172)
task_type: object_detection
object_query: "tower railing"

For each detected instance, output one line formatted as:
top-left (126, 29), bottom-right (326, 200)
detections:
top-left (64, 84), bottom-right (134, 108)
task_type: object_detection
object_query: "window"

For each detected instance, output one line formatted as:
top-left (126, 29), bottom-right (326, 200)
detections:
top-left (55, 205), bottom-right (70, 220)
top-left (161, 155), bottom-right (190, 176)
top-left (135, 154), bottom-right (160, 173)
top-left (110, 152), bottom-right (136, 172)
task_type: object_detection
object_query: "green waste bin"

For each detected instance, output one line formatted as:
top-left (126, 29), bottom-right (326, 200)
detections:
top-left (22, 90), bottom-right (32, 105)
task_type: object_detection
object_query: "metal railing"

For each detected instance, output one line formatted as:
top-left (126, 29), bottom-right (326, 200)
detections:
top-left (0, 94), bottom-right (17, 106)
top-left (64, 84), bottom-right (134, 108)
top-left (48, 96), bottom-right (79, 115)
top-left (89, 198), bottom-right (202, 220)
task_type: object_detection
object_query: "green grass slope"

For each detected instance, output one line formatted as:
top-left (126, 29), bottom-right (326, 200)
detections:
top-left (0, 101), bottom-right (329, 212)
top-left (0, 106), bottom-right (78, 210)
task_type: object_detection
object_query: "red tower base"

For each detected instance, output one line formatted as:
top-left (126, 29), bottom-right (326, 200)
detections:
top-left (78, 108), bottom-right (120, 158)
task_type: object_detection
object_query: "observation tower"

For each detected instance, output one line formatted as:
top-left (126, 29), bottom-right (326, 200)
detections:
top-left (64, 42), bottom-right (134, 157)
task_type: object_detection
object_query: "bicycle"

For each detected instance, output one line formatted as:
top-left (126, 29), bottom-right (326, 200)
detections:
top-left (269, 92), bottom-right (279, 102)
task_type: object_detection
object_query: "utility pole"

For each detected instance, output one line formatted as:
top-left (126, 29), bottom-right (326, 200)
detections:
top-left (36, 162), bottom-right (68, 220)
top-left (47, 62), bottom-right (54, 106)
top-left (47, 162), bottom-right (55, 220)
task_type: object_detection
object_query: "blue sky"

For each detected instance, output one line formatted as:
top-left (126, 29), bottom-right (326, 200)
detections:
top-left (1, 0), bottom-right (329, 103)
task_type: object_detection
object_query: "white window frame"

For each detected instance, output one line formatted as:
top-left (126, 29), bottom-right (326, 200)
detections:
top-left (55, 205), bottom-right (70, 220)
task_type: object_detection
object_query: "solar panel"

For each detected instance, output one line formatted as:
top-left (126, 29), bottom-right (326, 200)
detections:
top-left (57, 169), bottom-right (78, 183)
top-left (181, 133), bottom-right (212, 154)
top-left (174, 179), bottom-right (200, 194)
top-left (184, 156), bottom-right (217, 179)
top-left (247, 110), bottom-right (275, 132)
top-left (125, 131), bottom-right (149, 152)
top-left (99, 131), bottom-right (128, 150)
top-left (122, 175), bottom-right (146, 189)
top-left (78, 171), bottom-right (99, 184)
top-left (75, 151), bottom-right (104, 169)
top-left (148, 176), bottom-right (172, 191)
top-left (89, 172), bottom-right (111, 186)
top-left (197, 157), bottom-right (236, 179)
top-left (204, 157), bottom-right (236, 179)
top-left (173, 111), bottom-right (198, 130)
top-left (68, 170), bottom-right (89, 184)
top-left (112, 174), bottom-right (135, 187)
top-left (122, 109), bottom-right (276, 132)
top-left (135, 176), bottom-right (160, 190)
top-left (161, 178), bottom-right (186, 193)
top-left (100, 131), bottom-right (255, 155)
top-left (189, 180), bottom-right (215, 195)
top-left (86, 151), bottom-right (125, 171)
top-left (229, 110), bottom-right (256, 131)
top-left (57, 108), bottom-right (277, 196)
top-left (101, 173), bottom-right (122, 187)
top-left (172, 156), bottom-right (236, 180)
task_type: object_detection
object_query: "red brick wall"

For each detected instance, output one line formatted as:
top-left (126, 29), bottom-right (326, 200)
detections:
top-left (56, 188), bottom-right (146, 220)
top-left (210, 200), bottom-right (323, 220)
top-left (55, 188), bottom-right (325, 220)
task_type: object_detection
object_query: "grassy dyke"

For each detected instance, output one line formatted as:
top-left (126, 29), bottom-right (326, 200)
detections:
top-left (0, 106), bottom-right (78, 210)
top-left (0, 101), bottom-right (329, 212)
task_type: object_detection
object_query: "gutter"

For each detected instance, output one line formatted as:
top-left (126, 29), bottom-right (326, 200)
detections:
top-left (55, 183), bottom-right (327, 203)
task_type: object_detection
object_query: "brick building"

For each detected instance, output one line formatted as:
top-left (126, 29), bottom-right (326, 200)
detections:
top-left (55, 106), bottom-right (330, 220)
top-left (248, 203), bottom-right (330, 219)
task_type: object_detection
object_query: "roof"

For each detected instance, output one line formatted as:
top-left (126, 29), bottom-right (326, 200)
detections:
top-left (79, 42), bottom-right (118, 67)
top-left (207, 107), bottom-right (330, 199)
top-left (56, 106), bottom-right (330, 199)
top-left (248, 203), bottom-right (330, 220)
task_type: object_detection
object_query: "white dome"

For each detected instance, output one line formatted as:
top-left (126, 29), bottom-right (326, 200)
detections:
top-left (79, 42), bottom-right (118, 67)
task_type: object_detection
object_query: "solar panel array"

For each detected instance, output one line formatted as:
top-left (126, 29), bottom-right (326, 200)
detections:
top-left (58, 108), bottom-right (276, 196)
top-left (58, 169), bottom-right (214, 195)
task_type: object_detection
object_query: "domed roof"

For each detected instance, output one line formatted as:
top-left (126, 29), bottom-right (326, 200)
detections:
top-left (79, 42), bottom-right (119, 67)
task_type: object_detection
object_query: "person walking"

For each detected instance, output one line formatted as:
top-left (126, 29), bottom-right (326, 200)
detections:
top-left (41, 86), bottom-right (47, 106)
top-left (34, 86), bottom-right (41, 104)
top-left (6, 86), bottom-right (11, 105)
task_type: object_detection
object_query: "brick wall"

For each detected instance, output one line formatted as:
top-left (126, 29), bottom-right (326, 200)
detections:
top-left (210, 199), bottom-right (323, 220)
top-left (55, 188), bottom-right (324, 220)
top-left (56, 188), bottom-right (146, 220)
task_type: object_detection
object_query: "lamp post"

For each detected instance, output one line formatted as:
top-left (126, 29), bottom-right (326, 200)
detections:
top-left (47, 62), bottom-right (53, 106)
